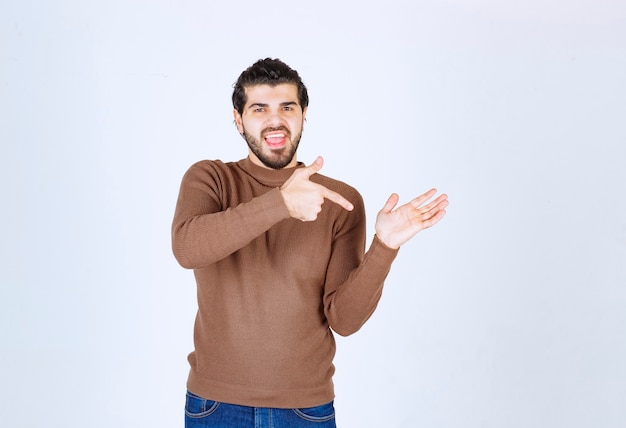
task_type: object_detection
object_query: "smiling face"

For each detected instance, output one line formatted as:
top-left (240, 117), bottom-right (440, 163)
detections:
top-left (233, 83), bottom-right (307, 170)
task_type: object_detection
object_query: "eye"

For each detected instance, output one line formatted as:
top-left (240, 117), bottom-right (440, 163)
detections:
top-left (282, 106), bottom-right (293, 111)
top-left (254, 107), bottom-right (265, 113)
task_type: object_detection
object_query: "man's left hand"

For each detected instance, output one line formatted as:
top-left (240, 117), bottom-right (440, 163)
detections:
top-left (374, 188), bottom-right (449, 249)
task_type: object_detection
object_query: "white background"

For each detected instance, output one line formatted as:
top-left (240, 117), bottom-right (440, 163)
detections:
top-left (1, 1), bottom-right (625, 427)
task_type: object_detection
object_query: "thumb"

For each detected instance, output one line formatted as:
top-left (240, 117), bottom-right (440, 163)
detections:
top-left (301, 156), bottom-right (324, 178)
top-left (381, 193), bottom-right (400, 213)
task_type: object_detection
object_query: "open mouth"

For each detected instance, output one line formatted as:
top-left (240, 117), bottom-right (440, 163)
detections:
top-left (263, 131), bottom-right (288, 149)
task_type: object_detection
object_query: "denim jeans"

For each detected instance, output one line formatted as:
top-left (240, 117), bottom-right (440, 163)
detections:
top-left (184, 391), bottom-right (337, 428)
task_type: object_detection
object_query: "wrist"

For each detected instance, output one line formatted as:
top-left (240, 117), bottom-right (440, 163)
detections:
top-left (375, 233), bottom-right (400, 250)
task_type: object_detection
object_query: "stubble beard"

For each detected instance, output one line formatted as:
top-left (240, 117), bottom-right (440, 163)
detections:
top-left (242, 126), bottom-right (302, 170)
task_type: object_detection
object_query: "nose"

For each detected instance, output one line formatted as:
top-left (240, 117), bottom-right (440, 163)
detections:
top-left (265, 110), bottom-right (287, 127)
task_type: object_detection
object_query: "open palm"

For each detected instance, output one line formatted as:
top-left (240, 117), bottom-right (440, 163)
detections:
top-left (375, 188), bottom-right (449, 249)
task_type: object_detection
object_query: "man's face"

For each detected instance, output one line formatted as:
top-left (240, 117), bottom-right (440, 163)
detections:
top-left (234, 83), bottom-right (306, 170)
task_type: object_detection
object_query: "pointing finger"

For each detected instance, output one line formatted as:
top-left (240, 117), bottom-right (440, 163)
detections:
top-left (322, 187), bottom-right (354, 211)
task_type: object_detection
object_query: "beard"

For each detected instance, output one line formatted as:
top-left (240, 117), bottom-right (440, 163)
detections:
top-left (242, 125), bottom-right (302, 170)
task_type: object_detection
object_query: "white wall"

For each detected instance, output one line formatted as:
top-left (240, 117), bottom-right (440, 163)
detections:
top-left (1, 1), bottom-right (625, 427)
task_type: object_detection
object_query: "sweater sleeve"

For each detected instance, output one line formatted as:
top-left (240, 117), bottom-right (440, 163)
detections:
top-left (322, 193), bottom-right (399, 337)
top-left (171, 162), bottom-right (291, 269)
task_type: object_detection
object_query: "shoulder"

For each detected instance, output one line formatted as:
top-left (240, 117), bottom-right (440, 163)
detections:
top-left (177, 161), bottom-right (247, 199)
top-left (313, 173), bottom-right (362, 201)
top-left (313, 173), bottom-right (364, 216)
top-left (185, 159), bottom-right (234, 173)
top-left (182, 159), bottom-right (241, 181)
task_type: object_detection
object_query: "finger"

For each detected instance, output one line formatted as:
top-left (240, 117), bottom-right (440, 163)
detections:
top-left (300, 156), bottom-right (324, 178)
top-left (409, 188), bottom-right (442, 209)
top-left (416, 197), bottom-right (448, 224)
top-left (381, 193), bottom-right (400, 214)
top-left (321, 187), bottom-right (354, 211)
top-left (420, 200), bottom-right (447, 220)
top-left (418, 194), bottom-right (449, 214)
top-left (421, 208), bottom-right (447, 229)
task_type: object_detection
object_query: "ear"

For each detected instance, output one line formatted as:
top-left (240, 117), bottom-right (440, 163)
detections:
top-left (233, 109), bottom-right (244, 134)
top-left (302, 106), bottom-right (308, 127)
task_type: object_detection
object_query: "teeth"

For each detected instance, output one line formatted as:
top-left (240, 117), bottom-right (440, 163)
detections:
top-left (265, 133), bottom-right (285, 138)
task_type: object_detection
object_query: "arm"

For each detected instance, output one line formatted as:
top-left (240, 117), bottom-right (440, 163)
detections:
top-left (324, 188), bottom-right (448, 336)
top-left (172, 157), bottom-right (353, 269)
top-left (171, 162), bottom-right (290, 269)
top-left (324, 233), bottom-right (399, 337)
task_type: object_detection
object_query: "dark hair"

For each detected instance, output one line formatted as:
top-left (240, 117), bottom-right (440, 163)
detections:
top-left (232, 58), bottom-right (309, 114)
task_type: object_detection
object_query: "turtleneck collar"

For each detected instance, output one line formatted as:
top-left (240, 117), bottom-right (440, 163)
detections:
top-left (236, 157), bottom-right (304, 187)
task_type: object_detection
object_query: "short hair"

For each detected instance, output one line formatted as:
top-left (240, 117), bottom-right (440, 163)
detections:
top-left (232, 58), bottom-right (309, 115)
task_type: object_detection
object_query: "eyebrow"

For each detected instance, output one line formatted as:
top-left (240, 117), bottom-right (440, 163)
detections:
top-left (247, 101), bottom-right (299, 109)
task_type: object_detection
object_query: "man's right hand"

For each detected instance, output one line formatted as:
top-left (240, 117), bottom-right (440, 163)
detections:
top-left (280, 156), bottom-right (354, 221)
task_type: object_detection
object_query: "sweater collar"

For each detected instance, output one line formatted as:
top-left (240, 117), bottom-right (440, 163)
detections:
top-left (237, 157), bottom-right (304, 187)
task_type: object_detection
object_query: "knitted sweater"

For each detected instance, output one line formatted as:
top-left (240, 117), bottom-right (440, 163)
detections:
top-left (172, 157), bottom-right (398, 408)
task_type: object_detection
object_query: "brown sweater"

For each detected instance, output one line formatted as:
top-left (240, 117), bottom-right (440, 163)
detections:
top-left (172, 157), bottom-right (398, 408)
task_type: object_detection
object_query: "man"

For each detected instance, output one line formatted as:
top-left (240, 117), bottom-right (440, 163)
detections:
top-left (172, 58), bottom-right (448, 427)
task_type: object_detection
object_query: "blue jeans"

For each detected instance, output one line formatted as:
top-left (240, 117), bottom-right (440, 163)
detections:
top-left (184, 391), bottom-right (337, 428)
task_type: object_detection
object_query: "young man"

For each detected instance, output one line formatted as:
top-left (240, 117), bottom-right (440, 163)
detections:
top-left (172, 58), bottom-right (448, 427)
